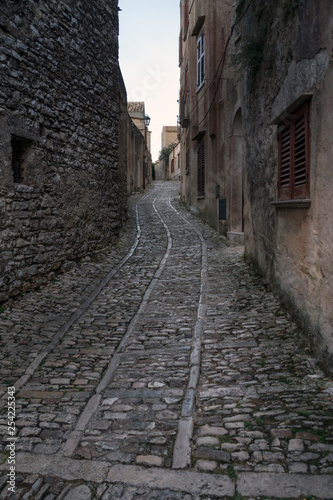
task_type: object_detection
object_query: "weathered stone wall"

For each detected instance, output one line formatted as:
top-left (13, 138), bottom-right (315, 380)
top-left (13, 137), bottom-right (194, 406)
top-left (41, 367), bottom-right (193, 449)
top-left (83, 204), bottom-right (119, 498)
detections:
top-left (179, 0), bottom-right (238, 234)
top-left (128, 120), bottom-right (145, 194)
top-left (240, 0), bottom-right (333, 374)
top-left (0, 0), bottom-right (126, 301)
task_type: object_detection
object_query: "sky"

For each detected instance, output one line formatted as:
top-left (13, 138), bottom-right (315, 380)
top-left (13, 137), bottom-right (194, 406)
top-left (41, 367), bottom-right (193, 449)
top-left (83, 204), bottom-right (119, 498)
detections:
top-left (118, 0), bottom-right (180, 161)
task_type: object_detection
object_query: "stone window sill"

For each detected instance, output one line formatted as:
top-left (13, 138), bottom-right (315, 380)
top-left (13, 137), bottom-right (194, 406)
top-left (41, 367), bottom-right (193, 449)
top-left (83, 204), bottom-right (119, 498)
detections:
top-left (271, 199), bottom-right (311, 209)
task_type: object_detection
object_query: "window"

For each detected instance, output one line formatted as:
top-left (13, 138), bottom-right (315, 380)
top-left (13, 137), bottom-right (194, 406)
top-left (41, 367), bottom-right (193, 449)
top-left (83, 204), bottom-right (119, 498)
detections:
top-left (197, 32), bottom-right (205, 90)
top-left (197, 141), bottom-right (205, 197)
top-left (278, 100), bottom-right (310, 200)
top-left (11, 136), bottom-right (34, 185)
top-left (184, 0), bottom-right (189, 39)
top-left (179, 31), bottom-right (183, 67)
top-left (12, 136), bottom-right (35, 184)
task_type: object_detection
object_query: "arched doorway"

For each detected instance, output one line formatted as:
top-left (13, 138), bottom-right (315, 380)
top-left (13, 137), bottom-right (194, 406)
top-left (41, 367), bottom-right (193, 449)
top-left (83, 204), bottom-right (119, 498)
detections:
top-left (228, 106), bottom-right (244, 243)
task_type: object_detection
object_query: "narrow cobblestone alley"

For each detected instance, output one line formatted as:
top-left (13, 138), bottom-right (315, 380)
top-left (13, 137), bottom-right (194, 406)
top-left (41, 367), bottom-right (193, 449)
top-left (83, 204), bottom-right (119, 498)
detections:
top-left (1, 182), bottom-right (333, 499)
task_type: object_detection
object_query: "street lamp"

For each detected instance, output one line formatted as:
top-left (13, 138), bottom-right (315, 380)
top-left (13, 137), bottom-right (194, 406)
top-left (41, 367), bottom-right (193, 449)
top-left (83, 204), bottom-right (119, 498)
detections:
top-left (144, 115), bottom-right (151, 128)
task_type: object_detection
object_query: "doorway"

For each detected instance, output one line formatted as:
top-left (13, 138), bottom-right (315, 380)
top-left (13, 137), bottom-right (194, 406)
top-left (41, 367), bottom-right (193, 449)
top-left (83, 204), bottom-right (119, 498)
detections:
top-left (228, 107), bottom-right (244, 243)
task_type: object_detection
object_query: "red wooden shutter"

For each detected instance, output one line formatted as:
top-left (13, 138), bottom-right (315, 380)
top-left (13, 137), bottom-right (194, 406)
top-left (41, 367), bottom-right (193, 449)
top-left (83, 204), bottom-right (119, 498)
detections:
top-left (293, 102), bottom-right (310, 199)
top-left (278, 126), bottom-right (291, 200)
top-left (278, 100), bottom-right (310, 200)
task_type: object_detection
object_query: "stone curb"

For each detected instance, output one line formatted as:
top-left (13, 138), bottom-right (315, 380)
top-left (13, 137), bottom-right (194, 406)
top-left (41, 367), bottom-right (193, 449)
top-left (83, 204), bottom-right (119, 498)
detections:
top-left (3, 454), bottom-right (333, 498)
top-left (237, 471), bottom-right (333, 498)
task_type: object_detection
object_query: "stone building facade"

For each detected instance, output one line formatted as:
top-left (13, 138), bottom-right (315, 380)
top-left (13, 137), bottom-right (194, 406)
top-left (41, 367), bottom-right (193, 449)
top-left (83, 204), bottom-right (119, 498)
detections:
top-left (126, 102), bottom-right (152, 193)
top-left (156, 126), bottom-right (178, 181)
top-left (179, 0), bottom-right (243, 241)
top-left (168, 142), bottom-right (181, 181)
top-left (0, 0), bottom-right (126, 301)
top-left (238, 0), bottom-right (333, 375)
top-left (179, 0), bottom-right (333, 374)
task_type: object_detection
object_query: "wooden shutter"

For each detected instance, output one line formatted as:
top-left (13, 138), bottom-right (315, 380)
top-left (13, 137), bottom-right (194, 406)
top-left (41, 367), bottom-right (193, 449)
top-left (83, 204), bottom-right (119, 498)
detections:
top-left (184, 0), bottom-right (189, 38)
top-left (197, 37), bottom-right (201, 88)
top-left (198, 142), bottom-right (205, 197)
top-left (278, 126), bottom-right (291, 200)
top-left (293, 101), bottom-right (310, 199)
top-left (179, 31), bottom-right (183, 67)
top-left (278, 100), bottom-right (310, 200)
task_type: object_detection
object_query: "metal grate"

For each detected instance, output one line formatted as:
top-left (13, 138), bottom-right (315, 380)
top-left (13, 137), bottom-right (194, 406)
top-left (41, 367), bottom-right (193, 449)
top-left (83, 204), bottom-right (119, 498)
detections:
top-left (219, 198), bottom-right (227, 220)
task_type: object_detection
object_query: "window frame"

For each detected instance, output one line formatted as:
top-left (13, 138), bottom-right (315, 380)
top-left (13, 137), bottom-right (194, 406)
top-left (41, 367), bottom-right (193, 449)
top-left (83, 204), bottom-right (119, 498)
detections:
top-left (277, 100), bottom-right (311, 201)
top-left (184, 0), bottom-right (189, 39)
top-left (197, 31), bottom-right (205, 91)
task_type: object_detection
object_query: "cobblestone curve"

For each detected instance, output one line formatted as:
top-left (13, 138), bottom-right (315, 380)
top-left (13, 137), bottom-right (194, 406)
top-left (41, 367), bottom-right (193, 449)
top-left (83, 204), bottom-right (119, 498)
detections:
top-left (0, 181), bottom-right (333, 499)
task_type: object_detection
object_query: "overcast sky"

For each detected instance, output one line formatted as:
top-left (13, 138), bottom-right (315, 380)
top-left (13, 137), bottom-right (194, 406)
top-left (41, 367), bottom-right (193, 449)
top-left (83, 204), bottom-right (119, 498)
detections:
top-left (118, 0), bottom-right (180, 161)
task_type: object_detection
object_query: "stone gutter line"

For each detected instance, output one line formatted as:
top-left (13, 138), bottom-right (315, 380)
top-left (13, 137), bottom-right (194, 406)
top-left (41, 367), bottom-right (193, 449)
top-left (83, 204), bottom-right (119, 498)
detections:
top-left (168, 197), bottom-right (208, 469)
top-left (0, 192), bottom-right (149, 410)
top-left (62, 186), bottom-right (174, 457)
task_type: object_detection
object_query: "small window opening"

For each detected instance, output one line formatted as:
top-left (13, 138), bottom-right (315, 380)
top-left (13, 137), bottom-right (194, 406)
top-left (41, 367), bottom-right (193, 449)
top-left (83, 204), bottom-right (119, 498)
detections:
top-left (11, 136), bottom-right (33, 184)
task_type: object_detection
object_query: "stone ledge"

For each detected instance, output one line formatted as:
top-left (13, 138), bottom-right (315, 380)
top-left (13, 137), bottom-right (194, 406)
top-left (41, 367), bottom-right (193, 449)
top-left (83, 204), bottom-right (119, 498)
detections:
top-left (271, 199), bottom-right (311, 209)
top-left (107, 463), bottom-right (234, 496)
top-left (237, 471), bottom-right (333, 498)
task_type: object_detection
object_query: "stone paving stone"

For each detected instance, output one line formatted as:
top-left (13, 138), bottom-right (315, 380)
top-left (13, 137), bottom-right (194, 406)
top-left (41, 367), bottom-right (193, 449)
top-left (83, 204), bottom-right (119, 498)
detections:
top-left (0, 182), bottom-right (333, 499)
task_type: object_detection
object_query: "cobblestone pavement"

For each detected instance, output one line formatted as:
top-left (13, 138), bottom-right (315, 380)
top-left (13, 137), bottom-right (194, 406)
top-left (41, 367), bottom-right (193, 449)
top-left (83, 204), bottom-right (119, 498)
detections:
top-left (1, 182), bottom-right (333, 499)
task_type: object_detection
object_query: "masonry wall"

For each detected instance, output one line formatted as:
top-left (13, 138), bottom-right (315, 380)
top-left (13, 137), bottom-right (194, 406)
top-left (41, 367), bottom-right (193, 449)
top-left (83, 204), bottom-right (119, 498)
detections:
top-left (168, 142), bottom-right (181, 181)
top-left (240, 0), bottom-right (333, 374)
top-left (0, 0), bottom-right (125, 301)
top-left (179, 0), bottom-right (239, 234)
top-left (127, 119), bottom-right (145, 195)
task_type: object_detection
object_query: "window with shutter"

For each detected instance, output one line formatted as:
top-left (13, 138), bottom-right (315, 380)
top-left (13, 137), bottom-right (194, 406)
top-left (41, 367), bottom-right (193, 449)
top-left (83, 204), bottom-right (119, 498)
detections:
top-left (278, 100), bottom-right (310, 200)
top-left (197, 141), bottom-right (205, 197)
top-left (197, 32), bottom-right (205, 90)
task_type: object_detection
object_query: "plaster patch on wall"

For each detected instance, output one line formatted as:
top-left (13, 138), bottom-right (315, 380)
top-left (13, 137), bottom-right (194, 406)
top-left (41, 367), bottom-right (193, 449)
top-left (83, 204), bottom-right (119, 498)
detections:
top-left (271, 49), bottom-right (330, 121)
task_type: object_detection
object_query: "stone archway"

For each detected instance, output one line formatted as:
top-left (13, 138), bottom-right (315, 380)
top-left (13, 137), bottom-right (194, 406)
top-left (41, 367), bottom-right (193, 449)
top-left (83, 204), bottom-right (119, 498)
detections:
top-left (228, 106), bottom-right (244, 243)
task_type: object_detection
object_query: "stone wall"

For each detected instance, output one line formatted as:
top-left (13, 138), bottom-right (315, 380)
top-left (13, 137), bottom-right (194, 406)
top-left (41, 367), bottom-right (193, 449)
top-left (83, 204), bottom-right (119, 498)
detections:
top-left (0, 0), bottom-right (126, 301)
top-left (179, 0), bottom-right (240, 235)
top-left (239, 0), bottom-right (333, 374)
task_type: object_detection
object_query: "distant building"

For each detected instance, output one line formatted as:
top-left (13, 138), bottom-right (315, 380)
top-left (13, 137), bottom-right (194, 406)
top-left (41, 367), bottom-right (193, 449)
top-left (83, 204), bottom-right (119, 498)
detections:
top-left (168, 142), bottom-right (181, 181)
top-left (157, 126), bottom-right (178, 181)
top-left (124, 101), bottom-right (152, 194)
top-left (161, 126), bottom-right (178, 150)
